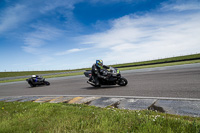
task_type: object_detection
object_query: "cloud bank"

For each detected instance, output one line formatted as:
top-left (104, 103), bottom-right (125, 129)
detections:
top-left (77, 5), bottom-right (200, 64)
top-left (0, 4), bottom-right (30, 34)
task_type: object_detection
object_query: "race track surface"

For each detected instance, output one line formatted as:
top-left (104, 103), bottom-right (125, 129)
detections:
top-left (0, 64), bottom-right (200, 99)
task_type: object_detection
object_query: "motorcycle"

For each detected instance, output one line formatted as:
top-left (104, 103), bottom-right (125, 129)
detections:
top-left (84, 66), bottom-right (128, 87)
top-left (26, 75), bottom-right (50, 87)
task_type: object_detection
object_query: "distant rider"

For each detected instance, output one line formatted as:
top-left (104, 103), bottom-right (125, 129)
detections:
top-left (88, 60), bottom-right (109, 86)
top-left (31, 75), bottom-right (42, 82)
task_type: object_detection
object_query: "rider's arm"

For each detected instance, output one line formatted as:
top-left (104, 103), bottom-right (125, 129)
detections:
top-left (103, 65), bottom-right (109, 69)
top-left (92, 64), bottom-right (107, 79)
top-left (97, 73), bottom-right (107, 79)
top-left (97, 69), bottom-right (108, 79)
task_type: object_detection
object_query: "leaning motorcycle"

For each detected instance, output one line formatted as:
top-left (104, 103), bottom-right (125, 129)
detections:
top-left (26, 76), bottom-right (50, 87)
top-left (84, 67), bottom-right (128, 87)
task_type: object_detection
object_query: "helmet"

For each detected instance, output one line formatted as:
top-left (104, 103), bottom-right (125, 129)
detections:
top-left (32, 75), bottom-right (36, 78)
top-left (96, 60), bottom-right (103, 68)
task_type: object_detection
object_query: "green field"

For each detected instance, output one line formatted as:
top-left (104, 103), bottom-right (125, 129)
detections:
top-left (0, 69), bottom-right (86, 78)
top-left (119, 59), bottom-right (200, 71)
top-left (0, 102), bottom-right (199, 133)
top-left (111, 53), bottom-right (200, 68)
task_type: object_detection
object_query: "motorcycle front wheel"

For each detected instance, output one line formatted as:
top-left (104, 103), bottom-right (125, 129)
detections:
top-left (118, 77), bottom-right (128, 86)
top-left (44, 81), bottom-right (50, 85)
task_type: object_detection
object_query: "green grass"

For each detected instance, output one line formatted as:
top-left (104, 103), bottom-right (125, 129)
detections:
top-left (0, 69), bottom-right (86, 78)
top-left (118, 59), bottom-right (200, 71)
top-left (0, 72), bottom-right (83, 83)
top-left (111, 53), bottom-right (200, 68)
top-left (0, 102), bottom-right (199, 133)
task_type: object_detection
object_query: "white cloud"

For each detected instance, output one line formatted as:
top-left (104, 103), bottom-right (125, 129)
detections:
top-left (161, 0), bottom-right (200, 11)
top-left (172, 4), bottom-right (200, 11)
top-left (78, 7), bottom-right (200, 65)
top-left (0, 4), bottom-right (29, 34)
top-left (40, 0), bottom-right (84, 13)
top-left (88, 0), bottom-right (143, 4)
top-left (22, 25), bottom-right (64, 54)
top-left (56, 48), bottom-right (89, 55)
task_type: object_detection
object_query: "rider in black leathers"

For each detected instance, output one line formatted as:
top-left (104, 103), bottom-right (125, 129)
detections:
top-left (88, 60), bottom-right (109, 86)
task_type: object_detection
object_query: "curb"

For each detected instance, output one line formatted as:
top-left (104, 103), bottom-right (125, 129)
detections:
top-left (0, 95), bottom-right (199, 117)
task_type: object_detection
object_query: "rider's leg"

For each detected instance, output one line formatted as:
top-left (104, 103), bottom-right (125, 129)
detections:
top-left (94, 76), bottom-right (100, 86)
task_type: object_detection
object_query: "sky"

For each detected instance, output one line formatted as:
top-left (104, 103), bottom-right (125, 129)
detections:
top-left (0, 0), bottom-right (200, 71)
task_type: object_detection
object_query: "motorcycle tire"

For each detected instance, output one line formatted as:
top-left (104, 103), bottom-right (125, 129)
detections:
top-left (29, 83), bottom-right (36, 87)
top-left (118, 77), bottom-right (128, 86)
top-left (44, 81), bottom-right (50, 85)
top-left (94, 85), bottom-right (101, 87)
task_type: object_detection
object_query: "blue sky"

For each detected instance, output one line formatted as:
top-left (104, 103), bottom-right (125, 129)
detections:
top-left (0, 0), bottom-right (200, 71)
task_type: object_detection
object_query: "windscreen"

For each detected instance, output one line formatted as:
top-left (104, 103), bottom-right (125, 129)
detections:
top-left (109, 67), bottom-right (117, 74)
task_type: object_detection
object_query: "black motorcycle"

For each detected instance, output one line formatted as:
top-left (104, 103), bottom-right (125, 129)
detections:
top-left (26, 75), bottom-right (50, 87)
top-left (84, 66), bottom-right (128, 87)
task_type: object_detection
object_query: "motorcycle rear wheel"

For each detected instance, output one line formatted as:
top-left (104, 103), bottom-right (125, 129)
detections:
top-left (94, 85), bottom-right (101, 87)
top-left (29, 83), bottom-right (36, 87)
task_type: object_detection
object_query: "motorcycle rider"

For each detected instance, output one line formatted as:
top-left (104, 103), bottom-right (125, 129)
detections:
top-left (31, 75), bottom-right (42, 82)
top-left (88, 60), bottom-right (109, 86)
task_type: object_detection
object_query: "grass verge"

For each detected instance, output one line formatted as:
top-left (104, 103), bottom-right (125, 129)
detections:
top-left (0, 69), bottom-right (86, 78)
top-left (111, 53), bottom-right (200, 68)
top-left (0, 102), bottom-right (199, 133)
top-left (0, 72), bottom-right (83, 83)
top-left (118, 59), bottom-right (200, 71)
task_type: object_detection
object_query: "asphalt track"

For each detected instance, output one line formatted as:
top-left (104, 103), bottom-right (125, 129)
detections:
top-left (0, 63), bottom-right (200, 99)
